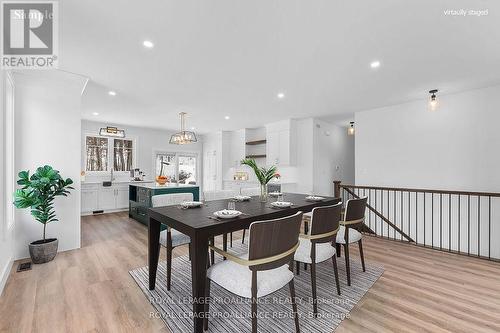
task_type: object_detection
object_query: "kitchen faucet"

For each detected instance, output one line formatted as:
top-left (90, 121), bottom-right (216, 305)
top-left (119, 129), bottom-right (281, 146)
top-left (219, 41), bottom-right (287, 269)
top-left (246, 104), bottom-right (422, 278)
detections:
top-left (110, 169), bottom-right (115, 182)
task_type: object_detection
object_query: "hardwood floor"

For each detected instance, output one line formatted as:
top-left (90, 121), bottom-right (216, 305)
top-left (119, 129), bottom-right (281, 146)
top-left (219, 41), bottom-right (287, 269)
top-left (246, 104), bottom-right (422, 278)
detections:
top-left (1, 212), bottom-right (499, 333)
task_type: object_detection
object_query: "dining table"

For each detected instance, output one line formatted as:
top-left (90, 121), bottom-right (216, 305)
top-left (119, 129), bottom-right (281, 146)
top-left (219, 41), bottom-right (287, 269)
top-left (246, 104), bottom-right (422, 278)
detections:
top-left (147, 192), bottom-right (340, 333)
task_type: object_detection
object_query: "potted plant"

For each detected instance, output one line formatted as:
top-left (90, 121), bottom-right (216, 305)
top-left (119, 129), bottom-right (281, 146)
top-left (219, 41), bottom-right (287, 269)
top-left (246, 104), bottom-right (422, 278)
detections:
top-left (241, 158), bottom-right (277, 202)
top-left (13, 165), bottom-right (74, 264)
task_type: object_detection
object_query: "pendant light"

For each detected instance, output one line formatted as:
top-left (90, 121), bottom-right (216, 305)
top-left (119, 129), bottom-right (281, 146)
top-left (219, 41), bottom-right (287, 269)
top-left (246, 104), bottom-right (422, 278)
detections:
top-left (169, 112), bottom-right (197, 144)
top-left (428, 89), bottom-right (439, 111)
top-left (347, 121), bottom-right (355, 136)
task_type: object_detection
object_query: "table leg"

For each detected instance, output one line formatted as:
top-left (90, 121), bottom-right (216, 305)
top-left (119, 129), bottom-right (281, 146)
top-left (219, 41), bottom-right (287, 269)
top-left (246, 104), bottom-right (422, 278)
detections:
top-left (191, 233), bottom-right (209, 333)
top-left (148, 217), bottom-right (161, 290)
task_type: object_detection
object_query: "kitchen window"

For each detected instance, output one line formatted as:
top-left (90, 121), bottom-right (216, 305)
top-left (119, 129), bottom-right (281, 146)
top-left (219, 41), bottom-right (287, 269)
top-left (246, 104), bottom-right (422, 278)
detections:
top-left (85, 135), bottom-right (135, 172)
top-left (155, 152), bottom-right (198, 184)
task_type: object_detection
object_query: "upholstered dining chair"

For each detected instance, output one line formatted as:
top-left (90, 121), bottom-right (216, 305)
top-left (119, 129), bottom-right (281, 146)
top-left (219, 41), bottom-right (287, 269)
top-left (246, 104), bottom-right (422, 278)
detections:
top-left (204, 212), bottom-right (303, 333)
top-left (336, 196), bottom-right (368, 286)
top-left (152, 193), bottom-right (193, 291)
top-left (294, 203), bottom-right (342, 316)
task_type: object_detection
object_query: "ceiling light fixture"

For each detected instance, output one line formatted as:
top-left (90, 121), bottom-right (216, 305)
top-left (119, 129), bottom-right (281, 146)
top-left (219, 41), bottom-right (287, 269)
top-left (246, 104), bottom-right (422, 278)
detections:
top-left (170, 112), bottom-right (198, 145)
top-left (225, 116), bottom-right (230, 120)
top-left (92, 112), bottom-right (99, 116)
top-left (143, 40), bottom-right (154, 48)
top-left (370, 60), bottom-right (381, 69)
top-left (277, 92), bottom-right (285, 99)
top-left (108, 91), bottom-right (116, 96)
top-left (99, 126), bottom-right (125, 138)
top-left (428, 89), bottom-right (439, 111)
top-left (347, 121), bottom-right (355, 136)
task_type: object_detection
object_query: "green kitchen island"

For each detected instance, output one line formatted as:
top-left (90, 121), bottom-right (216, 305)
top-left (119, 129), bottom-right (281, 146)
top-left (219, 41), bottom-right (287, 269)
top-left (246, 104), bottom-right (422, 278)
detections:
top-left (129, 183), bottom-right (200, 227)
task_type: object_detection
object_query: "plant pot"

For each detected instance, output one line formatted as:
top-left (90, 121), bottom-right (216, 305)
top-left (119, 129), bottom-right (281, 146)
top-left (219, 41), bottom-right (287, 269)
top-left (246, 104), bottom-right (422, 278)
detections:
top-left (29, 238), bottom-right (58, 264)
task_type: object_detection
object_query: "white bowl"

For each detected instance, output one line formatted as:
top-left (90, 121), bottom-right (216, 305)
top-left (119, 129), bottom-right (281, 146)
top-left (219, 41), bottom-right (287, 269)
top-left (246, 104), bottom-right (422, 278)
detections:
top-left (213, 209), bottom-right (242, 219)
top-left (271, 201), bottom-right (293, 208)
top-left (269, 192), bottom-right (282, 197)
top-left (233, 195), bottom-right (251, 201)
top-left (305, 195), bottom-right (325, 201)
top-left (181, 201), bottom-right (203, 208)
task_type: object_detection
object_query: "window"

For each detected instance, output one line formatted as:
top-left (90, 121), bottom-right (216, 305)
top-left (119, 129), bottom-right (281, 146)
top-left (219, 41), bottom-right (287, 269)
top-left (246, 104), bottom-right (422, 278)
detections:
top-left (113, 139), bottom-right (133, 171)
top-left (85, 135), bottom-right (135, 172)
top-left (154, 152), bottom-right (198, 185)
top-left (86, 136), bottom-right (109, 171)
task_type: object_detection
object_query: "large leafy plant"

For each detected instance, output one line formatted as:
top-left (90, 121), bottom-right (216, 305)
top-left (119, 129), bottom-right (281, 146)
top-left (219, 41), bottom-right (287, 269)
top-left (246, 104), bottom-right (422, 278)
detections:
top-left (14, 165), bottom-right (74, 241)
top-left (240, 158), bottom-right (277, 185)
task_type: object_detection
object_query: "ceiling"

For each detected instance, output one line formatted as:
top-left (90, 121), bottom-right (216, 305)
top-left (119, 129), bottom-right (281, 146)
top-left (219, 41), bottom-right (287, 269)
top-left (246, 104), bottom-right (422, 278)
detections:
top-left (62, 0), bottom-right (500, 133)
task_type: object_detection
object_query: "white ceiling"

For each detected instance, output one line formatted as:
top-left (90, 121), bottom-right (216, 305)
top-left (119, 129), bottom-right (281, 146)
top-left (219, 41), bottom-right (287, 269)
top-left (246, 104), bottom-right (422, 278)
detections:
top-left (62, 0), bottom-right (500, 133)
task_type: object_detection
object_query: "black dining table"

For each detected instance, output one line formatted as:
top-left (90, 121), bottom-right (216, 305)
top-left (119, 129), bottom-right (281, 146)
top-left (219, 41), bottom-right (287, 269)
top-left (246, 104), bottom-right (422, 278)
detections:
top-left (147, 192), bottom-right (340, 333)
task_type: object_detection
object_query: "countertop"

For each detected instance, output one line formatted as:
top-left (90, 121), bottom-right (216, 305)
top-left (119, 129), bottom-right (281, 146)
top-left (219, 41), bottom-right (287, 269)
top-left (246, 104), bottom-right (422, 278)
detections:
top-left (129, 183), bottom-right (199, 189)
top-left (82, 180), bottom-right (154, 185)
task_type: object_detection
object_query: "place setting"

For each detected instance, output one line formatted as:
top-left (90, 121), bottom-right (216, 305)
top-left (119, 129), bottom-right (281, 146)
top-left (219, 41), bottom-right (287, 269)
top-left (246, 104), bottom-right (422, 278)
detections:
top-left (268, 193), bottom-right (294, 209)
top-left (208, 200), bottom-right (249, 221)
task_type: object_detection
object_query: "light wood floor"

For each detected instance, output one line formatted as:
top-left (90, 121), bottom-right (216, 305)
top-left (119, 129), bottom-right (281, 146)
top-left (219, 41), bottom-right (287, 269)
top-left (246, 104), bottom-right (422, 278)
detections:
top-left (1, 212), bottom-right (499, 333)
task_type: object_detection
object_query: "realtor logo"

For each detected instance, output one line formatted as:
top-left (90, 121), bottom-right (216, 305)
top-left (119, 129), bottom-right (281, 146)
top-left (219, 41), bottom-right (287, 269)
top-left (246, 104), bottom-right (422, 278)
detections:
top-left (1, 1), bottom-right (58, 69)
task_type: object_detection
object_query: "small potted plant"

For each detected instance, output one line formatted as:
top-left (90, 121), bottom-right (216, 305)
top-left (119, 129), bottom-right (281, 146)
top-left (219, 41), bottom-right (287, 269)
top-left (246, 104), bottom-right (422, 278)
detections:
top-left (241, 158), bottom-right (277, 202)
top-left (13, 165), bottom-right (74, 264)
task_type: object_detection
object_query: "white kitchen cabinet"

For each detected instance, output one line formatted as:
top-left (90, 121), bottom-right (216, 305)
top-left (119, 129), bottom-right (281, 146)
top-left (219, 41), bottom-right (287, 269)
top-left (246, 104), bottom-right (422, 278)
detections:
top-left (81, 186), bottom-right (98, 213)
top-left (81, 183), bottom-right (133, 215)
top-left (266, 119), bottom-right (297, 166)
top-left (98, 188), bottom-right (116, 211)
top-left (115, 186), bottom-right (130, 209)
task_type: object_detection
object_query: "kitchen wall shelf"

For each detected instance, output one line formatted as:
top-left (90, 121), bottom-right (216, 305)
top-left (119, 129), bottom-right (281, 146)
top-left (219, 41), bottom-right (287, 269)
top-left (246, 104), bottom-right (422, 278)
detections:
top-left (245, 139), bottom-right (267, 145)
top-left (245, 154), bottom-right (266, 159)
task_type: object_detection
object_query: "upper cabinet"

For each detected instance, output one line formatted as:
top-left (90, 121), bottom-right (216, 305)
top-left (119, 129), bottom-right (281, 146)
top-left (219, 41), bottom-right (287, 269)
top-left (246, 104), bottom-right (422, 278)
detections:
top-left (266, 119), bottom-right (297, 166)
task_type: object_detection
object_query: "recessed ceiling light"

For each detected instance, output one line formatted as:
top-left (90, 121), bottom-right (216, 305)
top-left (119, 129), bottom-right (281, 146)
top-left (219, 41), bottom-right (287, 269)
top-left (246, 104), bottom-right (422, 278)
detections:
top-left (143, 40), bottom-right (154, 48)
top-left (191, 127), bottom-right (196, 130)
top-left (277, 92), bottom-right (285, 99)
top-left (92, 112), bottom-right (99, 116)
top-left (224, 116), bottom-right (230, 120)
top-left (108, 91), bottom-right (116, 96)
top-left (370, 60), bottom-right (381, 69)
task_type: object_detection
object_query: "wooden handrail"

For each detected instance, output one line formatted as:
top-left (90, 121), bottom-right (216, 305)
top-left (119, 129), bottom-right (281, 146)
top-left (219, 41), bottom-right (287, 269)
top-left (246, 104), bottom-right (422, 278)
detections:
top-left (339, 184), bottom-right (500, 198)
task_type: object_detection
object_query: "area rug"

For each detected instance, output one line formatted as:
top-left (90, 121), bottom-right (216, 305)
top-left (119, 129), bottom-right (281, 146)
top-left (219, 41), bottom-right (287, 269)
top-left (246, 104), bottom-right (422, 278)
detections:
top-left (130, 242), bottom-right (384, 332)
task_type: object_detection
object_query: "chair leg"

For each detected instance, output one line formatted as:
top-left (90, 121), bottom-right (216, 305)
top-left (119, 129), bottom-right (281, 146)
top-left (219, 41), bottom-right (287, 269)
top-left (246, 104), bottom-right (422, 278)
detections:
top-left (166, 243), bottom-right (173, 291)
top-left (204, 278), bottom-right (211, 331)
top-left (296, 260), bottom-right (300, 275)
top-left (222, 234), bottom-right (227, 260)
top-left (209, 237), bottom-right (215, 266)
top-left (344, 243), bottom-right (351, 286)
top-left (230, 232), bottom-right (233, 247)
top-left (310, 261), bottom-right (318, 316)
top-left (188, 243), bottom-right (192, 261)
top-left (336, 243), bottom-right (341, 257)
top-left (242, 229), bottom-right (246, 244)
top-left (332, 255), bottom-right (341, 295)
top-left (289, 279), bottom-right (300, 333)
top-left (358, 239), bottom-right (366, 272)
top-left (251, 272), bottom-right (258, 333)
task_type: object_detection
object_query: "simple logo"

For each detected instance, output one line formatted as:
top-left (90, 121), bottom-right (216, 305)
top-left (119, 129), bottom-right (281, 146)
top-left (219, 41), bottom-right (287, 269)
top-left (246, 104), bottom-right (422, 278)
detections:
top-left (1, 1), bottom-right (58, 69)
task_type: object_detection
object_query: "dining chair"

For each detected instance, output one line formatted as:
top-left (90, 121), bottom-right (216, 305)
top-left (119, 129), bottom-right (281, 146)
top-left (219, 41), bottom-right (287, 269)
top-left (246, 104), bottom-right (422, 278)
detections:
top-left (204, 212), bottom-right (303, 333)
top-left (203, 189), bottom-right (239, 248)
top-left (239, 187), bottom-right (260, 244)
top-left (294, 203), bottom-right (342, 316)
top-left (336, 196), bottom-right (368, 286)
top-left (152, 193), bottom-right (193, 291)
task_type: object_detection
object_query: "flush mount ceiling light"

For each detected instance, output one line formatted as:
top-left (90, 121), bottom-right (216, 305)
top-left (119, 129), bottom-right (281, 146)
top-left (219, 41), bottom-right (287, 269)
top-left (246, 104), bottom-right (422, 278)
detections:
top-left (108, 91), bottom-right (116, 96)
top-left (143, 40), bottom-right (154, 48)
top-left (277, 92), bottom-right (285, 99)
top-left (347, 121), bottom-right (355, 136)
top-left (429, 89), bottom-right (439, 111)
top-left (370, 60), bottom-right (381, 69)
top-left (92, 112), bottom-right (99, 116)
top-left (170, 112), bottom-right (198, 144)
top-left (99, 126), bottom-right (125, 138)
top-left (224, 116), bottom-right (230, 120)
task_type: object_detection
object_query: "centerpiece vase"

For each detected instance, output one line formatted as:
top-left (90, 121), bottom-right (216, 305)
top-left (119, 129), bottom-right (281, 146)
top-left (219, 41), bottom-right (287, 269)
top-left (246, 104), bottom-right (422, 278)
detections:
top-left (260, 184), bottom-right (268, 202)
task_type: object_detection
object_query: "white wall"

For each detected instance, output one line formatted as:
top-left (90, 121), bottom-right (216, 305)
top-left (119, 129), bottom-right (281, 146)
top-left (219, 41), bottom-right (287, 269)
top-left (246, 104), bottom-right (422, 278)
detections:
top-left (356, 85), bottom-right (500, 191)
top-left (313, 119), bottom-right (355, 196)
top-left (13, 71), bottom-right (84, 259)
top-left (355, 85), bottom-right (500, 259)
top-left (81, 120), bottom-right (203, 184)
top-left (0, 71), bottom-right (14, 295)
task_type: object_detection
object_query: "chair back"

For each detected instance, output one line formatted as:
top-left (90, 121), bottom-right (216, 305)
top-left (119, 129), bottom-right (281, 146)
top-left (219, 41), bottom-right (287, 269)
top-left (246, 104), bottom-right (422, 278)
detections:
top-left (309, 203), bottom-right (342, 244)
top-left (203, 189), bottom-right (237, 201)
top-left (152, 193), bottom-right (193, 207)
top-left (248, 212), bottom-right (303, 271)
top-left (241, 187), bottom-right (260, 196)
top-left (344, 196), bottom-right (368, 225)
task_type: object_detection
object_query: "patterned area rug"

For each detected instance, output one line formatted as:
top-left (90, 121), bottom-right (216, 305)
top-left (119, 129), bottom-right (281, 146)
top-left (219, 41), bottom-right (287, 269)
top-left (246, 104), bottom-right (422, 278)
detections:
top-left (130, 242), bottom-right (384, 332)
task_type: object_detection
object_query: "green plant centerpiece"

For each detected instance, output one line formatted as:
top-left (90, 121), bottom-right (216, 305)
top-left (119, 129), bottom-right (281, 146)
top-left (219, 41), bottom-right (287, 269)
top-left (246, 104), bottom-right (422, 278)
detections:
top-left (14, 165), bottom-right (74, 264)
top-left (240, 158), bottom-right (277, 202)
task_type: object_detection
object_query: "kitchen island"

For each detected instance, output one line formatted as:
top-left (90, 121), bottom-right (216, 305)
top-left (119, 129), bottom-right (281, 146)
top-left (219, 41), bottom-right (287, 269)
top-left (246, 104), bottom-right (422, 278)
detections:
top-left (129, 183), bottom-right (200, 226)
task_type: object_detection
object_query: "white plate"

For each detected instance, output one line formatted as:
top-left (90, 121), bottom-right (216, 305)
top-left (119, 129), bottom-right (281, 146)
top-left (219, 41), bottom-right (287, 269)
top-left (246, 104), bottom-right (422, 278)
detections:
top-left (181, 201), bottom-right (203, 208)
top-left (233, 195), bottom-right (251, 201)
top-left (213, 209), bottom-right (242, 219)
top-left (305, 195), bottom-right (325, 201)
top-left (269, 192), bottom-right (282, 197)
top-left (271, 201), bottom-right (293, 208)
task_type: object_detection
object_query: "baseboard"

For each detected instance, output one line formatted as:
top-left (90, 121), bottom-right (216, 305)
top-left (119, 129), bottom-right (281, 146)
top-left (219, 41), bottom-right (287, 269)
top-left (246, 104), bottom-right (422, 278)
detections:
top-left (0, 257), bottom-right (13, 297)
